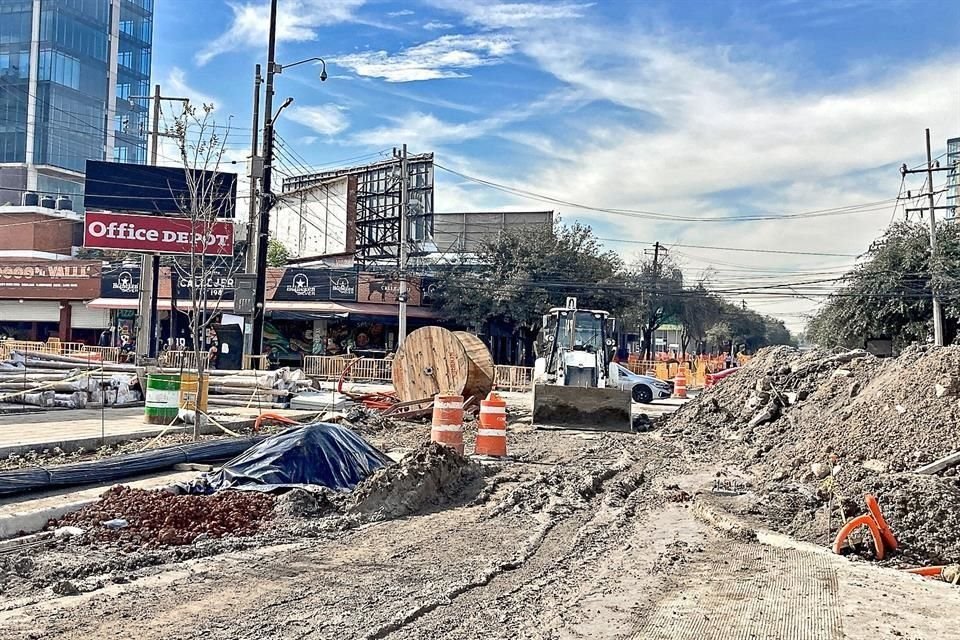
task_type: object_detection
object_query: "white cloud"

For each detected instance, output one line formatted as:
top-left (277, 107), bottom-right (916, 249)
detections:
top-left (423, 20), bottom-right (454, 30)
top-left (412, 21), bottom-right (958, 330)
top-left (428, 0), bottom-right (590, 28)
top-left (197, 0), bottom-right (366, 65)
top-left (164, 67), bottom-right (219, 108)
top-left (287, 104), bottom-right (350, 135)
top-left (387, 9), bottom-right (414, 17)
top-left (333, 34), bottom-right (515, 82)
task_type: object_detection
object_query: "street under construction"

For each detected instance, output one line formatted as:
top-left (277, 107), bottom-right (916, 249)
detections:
top-left (0, 340), bottom-right (958, 639)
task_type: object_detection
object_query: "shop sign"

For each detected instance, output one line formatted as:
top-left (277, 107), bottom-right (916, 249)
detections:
top-left (100, 266), bottom-right (141, 299)
top-left (328, 270), bottom-right (357, 301)
top-left (83, 211), bottom-right (234, 255)
top-left (419, 276), bottom-right (440, 306)
top-left (174, 267), bottom-right (235, 300)
top-left (0, 261), bottom-right (100, 299)
top-left (357, 272), bottom-right (421, 306)
top-left (273, 269), bottom-right (328, 301)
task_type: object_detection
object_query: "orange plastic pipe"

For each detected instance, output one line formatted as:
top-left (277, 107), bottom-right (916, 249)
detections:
top-left (903, 566), bottom-right (945, 577)
top-left (833, 514), bottom-right (885, 560)
top-left (865, 494), bottom-right (898, 551)
top-left (253, 411), bottom-right (299, 433)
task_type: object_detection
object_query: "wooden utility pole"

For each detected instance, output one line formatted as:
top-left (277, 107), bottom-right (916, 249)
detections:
top-left (900, 129), bottom-right (954, 346)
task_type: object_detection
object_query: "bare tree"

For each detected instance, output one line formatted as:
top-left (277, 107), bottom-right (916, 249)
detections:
top-left (167, 104), bottom-right (238, 437)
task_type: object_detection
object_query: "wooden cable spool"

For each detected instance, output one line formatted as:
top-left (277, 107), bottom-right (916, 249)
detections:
top-left (391, 327), bottom-right (495, 403)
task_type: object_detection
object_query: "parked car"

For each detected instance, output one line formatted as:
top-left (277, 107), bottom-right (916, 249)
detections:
top-left (612, 364), bottom-right (673, 403)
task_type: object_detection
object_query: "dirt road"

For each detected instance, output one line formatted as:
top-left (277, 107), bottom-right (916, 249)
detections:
top-left (1, 422), bottom-right (957, 639)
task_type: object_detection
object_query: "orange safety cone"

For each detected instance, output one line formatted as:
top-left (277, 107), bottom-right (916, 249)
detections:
top-left (673, 367), bottom-right (688, 399)
top-left (431, 394), bottom-right (464, 454)
top-left (475, 392), bottom-right (508, 457)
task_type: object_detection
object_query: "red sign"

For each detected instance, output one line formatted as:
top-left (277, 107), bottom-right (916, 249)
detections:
top-left (83, 211), bottom-right (234, 255)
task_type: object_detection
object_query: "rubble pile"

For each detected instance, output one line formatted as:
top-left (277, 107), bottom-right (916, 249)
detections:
top-left (349, 441), bottom-right (482, 520)
top-left (665, 344), bottom-right (960, 564)
top-left (667, 344), bottom-right (960, 476)
top-left (51, 486), bottom-right (274, 547)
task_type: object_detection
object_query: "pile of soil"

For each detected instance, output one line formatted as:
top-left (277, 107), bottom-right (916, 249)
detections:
top-left (665, 344), bottom-right (960, 564)
top-left (348, 442), bottom-right (481, 520)
top-left (50, 485), bottom-right (274, 548)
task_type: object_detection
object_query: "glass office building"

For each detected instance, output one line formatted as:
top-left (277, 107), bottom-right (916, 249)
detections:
top-left (0, 0), bottom-right (152, 208)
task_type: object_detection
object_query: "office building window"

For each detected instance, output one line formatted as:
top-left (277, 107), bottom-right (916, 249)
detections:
top-left (38, 49), bottom-right (81, 90)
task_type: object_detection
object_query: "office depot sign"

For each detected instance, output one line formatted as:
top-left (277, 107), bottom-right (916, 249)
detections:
top-left (84, 211), bottom-right (234, 255)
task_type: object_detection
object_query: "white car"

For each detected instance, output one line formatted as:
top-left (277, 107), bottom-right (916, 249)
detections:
top-left (611, 364), bottom-right (673, 403)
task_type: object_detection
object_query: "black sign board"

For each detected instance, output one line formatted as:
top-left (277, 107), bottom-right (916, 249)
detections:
top-left (174, 267), bottom-right (235, 300)
top-left (328, 269), bottom-right (357, 302)
top-left (419, 276), bottom-right (440, 306)
top-left (84, 160), bottom-right (237, 218)
top-left (271, 268), bottom-right (358, 302)
top-left (274, 268), bottom-right (329, 301)
top-left (100, 265), bottom-right (141, 299)
top-left (234, 274), bottom-right (256, 314)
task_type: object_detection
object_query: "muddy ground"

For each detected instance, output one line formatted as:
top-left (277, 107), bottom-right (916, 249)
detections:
top-left (0, 402), bottom-right (958, 639)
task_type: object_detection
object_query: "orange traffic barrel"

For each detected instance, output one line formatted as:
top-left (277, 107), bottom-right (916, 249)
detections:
top-left (431, 394), bottom-right (464, 454)
top-left (673, 367), bottom-right (688, 399)
top-left (475, 391), bottom-right (507, 457)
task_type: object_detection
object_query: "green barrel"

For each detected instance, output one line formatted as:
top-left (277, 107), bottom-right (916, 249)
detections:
top-left (144, 373), bottom-right (181, 425)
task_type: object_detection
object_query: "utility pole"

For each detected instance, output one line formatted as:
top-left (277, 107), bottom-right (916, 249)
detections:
top-left (641, 241), bottom-right (665, 359)
top-left (245, 64), bottom-right (263, 274)
top-left (132, 84), bottom-right (188, 359)
top-left (243, 64), bottom-right (263, 358)
top-left (925, 129), bottom-right (944, 347)
top-left (396, 144), bottom-right (409, 347)
top-left (135, 85), bottom-right (161, 359)
top-left (250, 0), bottom-right (279, 356)
top-left (900, 129), bottom-right (953, 346)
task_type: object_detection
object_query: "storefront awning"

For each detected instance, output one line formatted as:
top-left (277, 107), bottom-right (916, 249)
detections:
top-left (86, 298), bottom-right (437, 318)
top-left (85, 298), bottom-right (235, 312)
top-left (266, 301), bottom-right (439, 319)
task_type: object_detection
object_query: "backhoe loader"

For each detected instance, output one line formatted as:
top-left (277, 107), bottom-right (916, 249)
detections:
top-left (531, 297), bottom-right (633, 431)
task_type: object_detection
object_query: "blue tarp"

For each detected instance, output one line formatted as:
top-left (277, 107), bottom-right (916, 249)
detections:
top-left (182, 423), bottom-right (392, 494)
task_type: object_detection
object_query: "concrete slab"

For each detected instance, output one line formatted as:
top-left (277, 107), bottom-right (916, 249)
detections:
top-left (0, 470), bottom-right (198, 539)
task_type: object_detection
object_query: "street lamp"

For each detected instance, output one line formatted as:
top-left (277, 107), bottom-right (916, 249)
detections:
top-left (271, 57), bottom-right (328, 82)
top-left (249, 0), bottom-right (332, 357)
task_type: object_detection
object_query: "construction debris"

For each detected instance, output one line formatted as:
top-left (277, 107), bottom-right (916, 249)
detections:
top-left (49, 486), bottom-right (274, 547)
top-left (0, 350), bottom-right (140, 408)
top-left (664, 344), bottom-right (960, 564)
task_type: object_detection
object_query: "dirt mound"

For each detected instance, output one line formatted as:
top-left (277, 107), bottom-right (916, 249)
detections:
top-left (666, 344), bottom-right (960, 564)
top-left (666, 344), bottom-right (960, 475)
top-left (348, 442), bottom-right (481, 520)
top-left (51, 485), bottom-right (274, 547)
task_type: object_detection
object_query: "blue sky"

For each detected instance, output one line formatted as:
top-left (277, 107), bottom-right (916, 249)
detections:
top-left (153, 0), bottom-right (960, 329)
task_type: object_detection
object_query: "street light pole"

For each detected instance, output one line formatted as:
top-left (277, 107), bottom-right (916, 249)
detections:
top-left (397, 144), bottom-right (409, 346)
top-left (250, 0), bottom-right (279, 357)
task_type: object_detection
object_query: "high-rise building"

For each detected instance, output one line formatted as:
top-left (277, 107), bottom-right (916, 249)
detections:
top-left (947, 136), bottom-right (959, 221)
top-left (0, 0), bottom-right (153, 209)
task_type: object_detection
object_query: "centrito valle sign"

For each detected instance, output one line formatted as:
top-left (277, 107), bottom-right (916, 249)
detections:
top-left (83, 211), bottom-right (234, 255)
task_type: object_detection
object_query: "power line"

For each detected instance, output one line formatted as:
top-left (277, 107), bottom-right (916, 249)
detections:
top-left (433, 163), bottom-right (897, 223)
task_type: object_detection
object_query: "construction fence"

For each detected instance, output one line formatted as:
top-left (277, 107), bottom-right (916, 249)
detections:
top-left (0, 339), bottom-right (122, 363)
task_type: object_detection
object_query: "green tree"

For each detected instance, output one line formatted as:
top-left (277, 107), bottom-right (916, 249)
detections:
top-left (266, 238), bottom-right (290, 267)
top-left (618, 254), bottom-right (684, 359)
top-left (807, 222), bottom-right (960, 349)
top-left (433, 222), bottom-right (625, 360)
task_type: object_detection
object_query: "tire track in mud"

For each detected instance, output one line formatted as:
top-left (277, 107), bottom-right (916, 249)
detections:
top-left (377, 437), bottom-right (683, 639)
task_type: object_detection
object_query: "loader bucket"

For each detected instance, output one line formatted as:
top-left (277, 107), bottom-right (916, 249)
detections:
top-left (532, 384), bottom-right (633, 432)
